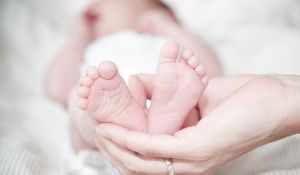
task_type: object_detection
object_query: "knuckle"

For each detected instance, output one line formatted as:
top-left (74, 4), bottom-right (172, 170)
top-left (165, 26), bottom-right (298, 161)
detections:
top-left (143, 147), bottom-right (161, 157)
top-left (194, 152), bottom-right (212, 162)
top-left (123, 139), bottom-right (130, 149)
top-left (184, 141), bottom-right (214, 161)
top-left (124, 160), bottom-right (143, 174)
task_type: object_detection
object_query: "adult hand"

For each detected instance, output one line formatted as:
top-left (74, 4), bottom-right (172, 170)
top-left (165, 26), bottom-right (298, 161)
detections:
top-left (94, 75), bottom-right (300, 175)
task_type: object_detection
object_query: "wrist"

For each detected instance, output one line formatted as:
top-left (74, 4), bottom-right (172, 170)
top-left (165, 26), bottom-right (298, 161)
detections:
top-left (287, 86), bottom-right (300, 134)
top-left (277, 75), bottom-right (300, 135)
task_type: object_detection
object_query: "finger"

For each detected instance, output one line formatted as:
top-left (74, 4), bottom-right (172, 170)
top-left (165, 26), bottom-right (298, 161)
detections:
top-left (96, 123), bottom-right (189, 159)
top-left (134, 73), bottom-right (154, 99)
top-left (172, 160), bottom-right (212, 175)
top-left (98, 135), bottom-right (168, 175)
top-left (128, 75), bottom-right (147, 107)
top-left (95, 134), bottom-right (130, 175)
top-left (100, 138), bottom-right (211, 175)
top-left (97, 126), bottom-right (215, 175)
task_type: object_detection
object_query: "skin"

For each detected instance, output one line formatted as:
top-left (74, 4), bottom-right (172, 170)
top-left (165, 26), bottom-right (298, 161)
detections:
top-left (70, 41), bottom-right (208, 150)
top-left (146, 41), bottom-right (208, 134)
top-left (138, 10), bottom-right (222, 78)
top-left (44, 13), bottom-right (95, 106)
top-left (44, 0), bottom-right (166, 106)
top-left (94, 75), bottom-right (300, 175)
top-left (45, 0), bottom-right (222, 106)
top-left (44, 1), bottom-right (300, 174)
top-left (45, 0), bottom-right (223, 152)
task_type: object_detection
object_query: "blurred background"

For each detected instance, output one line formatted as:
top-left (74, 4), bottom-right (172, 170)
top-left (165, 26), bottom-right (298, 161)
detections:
top-left (0, 0), bottom-right (300, 174)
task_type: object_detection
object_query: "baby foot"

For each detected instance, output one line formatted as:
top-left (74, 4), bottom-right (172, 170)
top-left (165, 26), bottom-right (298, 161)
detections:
top-left (148, 41), bottom-right (208, 134)
top-left (77, 61), bottom-right (147, 132)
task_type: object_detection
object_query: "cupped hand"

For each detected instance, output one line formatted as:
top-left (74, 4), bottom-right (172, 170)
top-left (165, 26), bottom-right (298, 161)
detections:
top-left (95, 75), bottom-right (297, 175)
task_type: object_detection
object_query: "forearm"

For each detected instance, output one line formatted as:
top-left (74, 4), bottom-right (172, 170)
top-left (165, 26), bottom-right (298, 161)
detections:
top-left (45, 37), bottom-right (89, 105)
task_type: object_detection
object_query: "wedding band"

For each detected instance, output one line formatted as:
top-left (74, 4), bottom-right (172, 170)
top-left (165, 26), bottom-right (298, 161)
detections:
top-left (165, 159), bottom-right (174, 175)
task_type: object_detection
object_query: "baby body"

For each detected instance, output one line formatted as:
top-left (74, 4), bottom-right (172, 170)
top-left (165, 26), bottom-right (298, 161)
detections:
top-left (45, 0), bottom-right (221, 151)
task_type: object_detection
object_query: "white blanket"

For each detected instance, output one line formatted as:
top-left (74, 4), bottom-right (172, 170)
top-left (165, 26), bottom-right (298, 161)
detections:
top-left (0, 0), bottom-right (300, 174)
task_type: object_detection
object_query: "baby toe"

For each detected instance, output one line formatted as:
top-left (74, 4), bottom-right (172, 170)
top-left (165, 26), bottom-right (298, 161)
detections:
top-left (187, 56), bottom-right (199, 68)
top-left (77, 86), bottom-right (90, 98)
top-left (195, 64), bottom-right (206, 77)
top-left (159, 41), bottom-right (180, 63)
top-left (78, 98), bottom-right (88, 110)
top-left (80, 76), bottom-right (94, 87)
top-left (181, 49), bottom-right (193, 60)
top-left (86, 66), bottom-right (99, 80)
top-left (98, 61), bottom-right (118, 80)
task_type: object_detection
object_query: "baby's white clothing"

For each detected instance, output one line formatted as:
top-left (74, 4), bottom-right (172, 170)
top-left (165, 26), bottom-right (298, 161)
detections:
top-left (82, 30), bottom-right (168, 81)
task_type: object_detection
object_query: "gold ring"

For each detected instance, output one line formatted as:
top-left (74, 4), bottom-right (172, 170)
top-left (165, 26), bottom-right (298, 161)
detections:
top-left (165, 159), bottom-right (174, 175)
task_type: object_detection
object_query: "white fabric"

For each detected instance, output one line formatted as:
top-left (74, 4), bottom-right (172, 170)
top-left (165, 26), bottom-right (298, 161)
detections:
top-left (82, 31), bottom-right (167, 80)
top-left (1, 0), bottom-right (300, 174)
